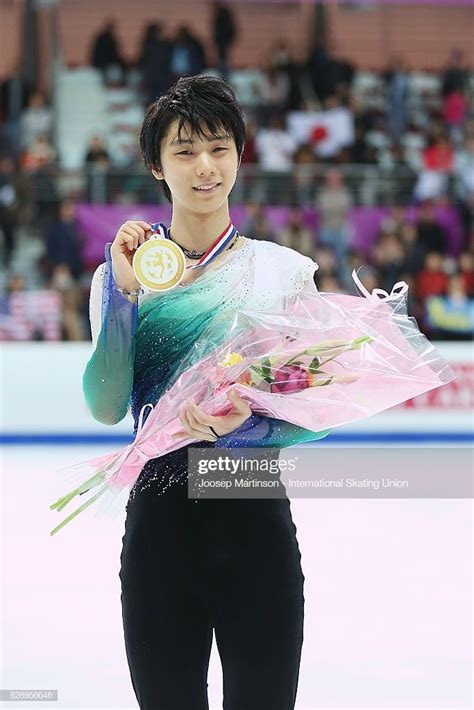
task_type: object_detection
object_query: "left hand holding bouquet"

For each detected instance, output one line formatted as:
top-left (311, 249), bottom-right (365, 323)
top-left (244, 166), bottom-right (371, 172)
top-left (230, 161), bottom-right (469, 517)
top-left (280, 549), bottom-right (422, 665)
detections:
top-left (173, 389), bottom-right (252, 442)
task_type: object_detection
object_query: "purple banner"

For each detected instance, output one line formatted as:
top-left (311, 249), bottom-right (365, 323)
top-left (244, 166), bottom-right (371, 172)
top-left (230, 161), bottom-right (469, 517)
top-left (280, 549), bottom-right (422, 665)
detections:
top-left (76, 203), bottom-right (463, 268)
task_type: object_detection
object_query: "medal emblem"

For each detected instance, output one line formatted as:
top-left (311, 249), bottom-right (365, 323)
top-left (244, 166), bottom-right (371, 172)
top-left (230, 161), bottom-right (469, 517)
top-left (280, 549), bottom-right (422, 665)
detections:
top-left (132, 236), bottom-right (186, 292)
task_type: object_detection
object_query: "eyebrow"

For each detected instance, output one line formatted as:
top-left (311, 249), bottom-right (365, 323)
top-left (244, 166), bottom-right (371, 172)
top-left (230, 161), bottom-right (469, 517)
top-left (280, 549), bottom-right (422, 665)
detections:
top-left (170, 134), bottom-right (230, 146)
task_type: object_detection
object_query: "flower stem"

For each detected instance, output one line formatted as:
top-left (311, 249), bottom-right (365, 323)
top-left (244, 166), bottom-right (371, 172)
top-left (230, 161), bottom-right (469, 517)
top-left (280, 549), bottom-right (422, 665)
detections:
top-left (50, 471), bottom-right (105, 512)
top-left (49, 484), bottom-right (109, 536)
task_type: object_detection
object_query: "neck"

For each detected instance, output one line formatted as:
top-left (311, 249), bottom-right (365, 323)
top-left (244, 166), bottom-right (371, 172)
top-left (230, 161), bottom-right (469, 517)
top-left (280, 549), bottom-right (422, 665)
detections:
top-left (169, 202), bottom-right (232, 252)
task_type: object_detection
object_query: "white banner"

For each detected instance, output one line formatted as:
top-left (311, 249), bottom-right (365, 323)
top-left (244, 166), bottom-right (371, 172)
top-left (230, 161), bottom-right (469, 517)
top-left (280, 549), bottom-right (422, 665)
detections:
top-left (1, 342), bottom-right (472, 439)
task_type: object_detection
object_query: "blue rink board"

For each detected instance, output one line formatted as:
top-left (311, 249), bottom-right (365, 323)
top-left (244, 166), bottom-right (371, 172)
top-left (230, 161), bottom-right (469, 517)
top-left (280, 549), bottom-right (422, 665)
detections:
top-left (1, 432), bottom-right (473, 445)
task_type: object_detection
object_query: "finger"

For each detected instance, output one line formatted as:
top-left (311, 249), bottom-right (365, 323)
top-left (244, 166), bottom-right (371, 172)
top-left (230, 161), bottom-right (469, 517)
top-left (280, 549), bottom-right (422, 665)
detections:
top-left (180, 407), bottom-right (215, 442)
top-left (187, 399), bottom-right (216, 427)
top-left (120, 234), bottom-right (138, 253)
top-left (186, 406), bottom-right (217, 437)
top-left (125, 221), bottom-right (146, 234)
top-left (128, 225), bottom-right (146, 241)
top-left (121, 230), bottom-right (140, 250)
top-left (123, 225), bottom-right (144, 248)
top-left (136, 221), bottom-right (152, 230)
top-left (178, 407), bottom-right (191, 435)
top-left (228, 390), bottom-right (251, 414)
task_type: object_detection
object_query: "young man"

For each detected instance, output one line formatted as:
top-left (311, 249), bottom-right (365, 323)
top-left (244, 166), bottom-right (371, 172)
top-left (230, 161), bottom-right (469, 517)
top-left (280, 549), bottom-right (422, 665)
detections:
top-left (86, 75), bottom-right (313, 710)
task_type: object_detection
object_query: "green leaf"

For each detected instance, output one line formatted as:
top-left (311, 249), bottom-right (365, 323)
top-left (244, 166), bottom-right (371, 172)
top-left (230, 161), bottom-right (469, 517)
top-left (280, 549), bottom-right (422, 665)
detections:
top-left (308, 355), bottom-right (321, 374)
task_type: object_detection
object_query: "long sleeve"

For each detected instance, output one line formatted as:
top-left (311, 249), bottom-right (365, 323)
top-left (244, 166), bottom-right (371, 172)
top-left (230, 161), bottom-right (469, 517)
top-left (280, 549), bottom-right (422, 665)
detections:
top-left (214, 413), bottom-right (332, 449)
top-left (82, 243), bottom-right (138, 425)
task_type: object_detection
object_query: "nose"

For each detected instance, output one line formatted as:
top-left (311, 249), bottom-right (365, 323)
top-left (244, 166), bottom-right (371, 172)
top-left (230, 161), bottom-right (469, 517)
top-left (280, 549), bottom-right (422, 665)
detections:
top-left (196, 152), bottom-right (216, 178)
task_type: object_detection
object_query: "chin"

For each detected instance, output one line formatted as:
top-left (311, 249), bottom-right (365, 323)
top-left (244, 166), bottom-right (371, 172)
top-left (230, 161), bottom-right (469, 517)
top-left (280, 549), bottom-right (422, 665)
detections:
top-left (191, 190), bottom-right (230, 211)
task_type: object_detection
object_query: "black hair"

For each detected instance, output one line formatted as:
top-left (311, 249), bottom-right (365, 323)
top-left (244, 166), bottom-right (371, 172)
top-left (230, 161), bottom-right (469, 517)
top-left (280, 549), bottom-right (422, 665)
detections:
top-left (139, 74), bottom-right (246, 203)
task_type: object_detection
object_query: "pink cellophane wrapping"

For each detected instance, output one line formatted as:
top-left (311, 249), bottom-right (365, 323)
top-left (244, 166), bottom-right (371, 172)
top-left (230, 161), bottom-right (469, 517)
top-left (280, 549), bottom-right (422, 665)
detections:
top-left (50, 269), bottom-right (455, 535)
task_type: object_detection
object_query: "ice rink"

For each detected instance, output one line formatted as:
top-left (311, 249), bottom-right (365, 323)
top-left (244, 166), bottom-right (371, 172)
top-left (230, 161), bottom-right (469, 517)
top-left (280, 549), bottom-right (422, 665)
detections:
top-left (2, 441), bottom-right (472, 710)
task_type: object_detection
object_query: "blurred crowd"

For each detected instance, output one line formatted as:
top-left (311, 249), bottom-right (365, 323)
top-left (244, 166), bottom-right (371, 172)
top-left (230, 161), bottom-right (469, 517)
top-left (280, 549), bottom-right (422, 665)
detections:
top-left (0, 3), bottom-right (473, 341)
top-left (244, 197), bottom-right (473, 342)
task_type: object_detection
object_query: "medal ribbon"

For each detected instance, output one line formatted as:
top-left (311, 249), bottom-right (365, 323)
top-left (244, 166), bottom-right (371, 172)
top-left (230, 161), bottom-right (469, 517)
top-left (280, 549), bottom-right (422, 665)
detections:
top-left (150, 222), bottom-right (238, 270)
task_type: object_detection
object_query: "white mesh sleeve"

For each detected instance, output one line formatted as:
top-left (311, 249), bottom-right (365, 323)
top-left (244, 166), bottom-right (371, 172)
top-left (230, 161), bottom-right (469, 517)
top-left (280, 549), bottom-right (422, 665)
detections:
top-left (89, 263), bottom-right (105, 349)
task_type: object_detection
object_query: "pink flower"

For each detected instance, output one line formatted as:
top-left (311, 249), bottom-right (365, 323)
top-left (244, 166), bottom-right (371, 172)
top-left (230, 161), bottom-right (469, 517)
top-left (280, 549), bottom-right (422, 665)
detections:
top-left (271, 364), bottom-right (309, 394)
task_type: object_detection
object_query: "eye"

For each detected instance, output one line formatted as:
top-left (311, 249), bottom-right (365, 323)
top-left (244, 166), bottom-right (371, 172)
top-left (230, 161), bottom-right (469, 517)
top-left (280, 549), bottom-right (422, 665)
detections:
top-left (176, 147), bottom-right (228, 156)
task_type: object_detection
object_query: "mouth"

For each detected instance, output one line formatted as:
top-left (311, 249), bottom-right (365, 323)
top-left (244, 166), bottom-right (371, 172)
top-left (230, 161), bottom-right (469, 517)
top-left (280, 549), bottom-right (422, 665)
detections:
top-left (193, 182), bottom-right (221, 194)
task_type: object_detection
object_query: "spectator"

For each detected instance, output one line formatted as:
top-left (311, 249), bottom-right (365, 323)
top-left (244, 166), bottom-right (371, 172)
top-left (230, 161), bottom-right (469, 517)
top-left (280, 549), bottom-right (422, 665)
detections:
top-left (85, 154), bottom-right (111, 203)
top-left (276, 207), bottom-right (315, 259)
top-left (316, 168), bottom-right (353, 276)
top-left (457, 186), bottom-right (474, 255)
top-left (425, 273), bottom-right (474, 340)
top-left (441, 49), bottom-right (469, 98)
top-left (314, 245), bottom-right (338, 280)
top-left (49, 264), bottom-right (85, 341)
top-left (330, 51), bottom-right (355, 103)
top-left (422, 130), bottom-right (455, 173)
top-left (349, 123), bottom-right (377, 164)
top-left (90, 20), bottom-right (126, 81)
top-left (443, 89), bottom-right (468, 145)
top-left (269, 40), bottom-right (303, 112)
top-left (372, 232), bottom-right (405, 294)
top-left (414, 131), bottom-right (454, 201)
top-left (170, 26), bottom-right (206, 81)
top-left (235, 118), bottom-right (258, 202)
top-left (242, 202), bottom-right (275, 242)
top-left (307, 41), bottom-right (335, 105)
top-left (0, 156), bottom-right (30, 269)
top-left (20, 134), bottom-right (56, 172)
top-left (458, 252), bottom-right (474, 295)
top-left (85, 135), bottom-right (110, 164)
top-left (292, 143), bottom-right (317, 206)
top-left (254, 112), bottom-right (296, 204)
top-left (454, 135), bottom-right (474, 201)
top-left (212, 2), bottom-right (237, 79)
top-left (415, 252), bottom-right (449, 302)
top-left (379, 205), bottom-right (406, 236)
top-left (138, 23), bottom-right (173, 105)
top-left (20, 92), bottom-right (53, 149)
top-left (415, 201), bottom-right (448, 255)
top-left (399, 221), bottom-right (425, 275)
top-left (255, 61), bottom-right (291, 126)
top-left (0, 60), bottom-right (32, 157)
top-left (317, 273), bottom-right (343, 293)
top-left (384, 56), bottom-right (410, 145)
top-left (41, 200), bottom-right (84, 281)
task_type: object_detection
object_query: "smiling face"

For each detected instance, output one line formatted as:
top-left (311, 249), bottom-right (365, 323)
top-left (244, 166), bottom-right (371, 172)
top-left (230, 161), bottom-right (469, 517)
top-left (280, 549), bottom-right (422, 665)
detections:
top-left (152, 119), bottom-right (240, 213)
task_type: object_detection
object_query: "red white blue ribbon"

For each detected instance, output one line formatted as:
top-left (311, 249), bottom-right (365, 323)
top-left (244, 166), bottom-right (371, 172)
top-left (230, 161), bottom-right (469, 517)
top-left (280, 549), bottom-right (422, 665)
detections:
top-left (150, 222), bottom-right (238, 270)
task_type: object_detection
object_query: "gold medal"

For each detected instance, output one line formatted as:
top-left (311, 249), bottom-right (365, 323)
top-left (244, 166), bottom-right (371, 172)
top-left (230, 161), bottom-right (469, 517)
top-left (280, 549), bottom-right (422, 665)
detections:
top-left (132, 235), bottom-right (186, 292)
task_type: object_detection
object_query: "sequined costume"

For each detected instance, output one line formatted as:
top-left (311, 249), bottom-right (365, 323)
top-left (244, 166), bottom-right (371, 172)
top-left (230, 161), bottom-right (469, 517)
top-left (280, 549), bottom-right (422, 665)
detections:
top-left (83, 235), bottom-right (325, 709)
top-left (84, 236), bottom-right (332, 448)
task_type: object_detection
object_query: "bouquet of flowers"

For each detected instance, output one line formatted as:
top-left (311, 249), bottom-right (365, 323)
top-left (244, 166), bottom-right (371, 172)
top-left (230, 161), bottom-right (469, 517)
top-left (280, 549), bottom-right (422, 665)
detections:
top-left (50, 272), bottom-right (455, 536)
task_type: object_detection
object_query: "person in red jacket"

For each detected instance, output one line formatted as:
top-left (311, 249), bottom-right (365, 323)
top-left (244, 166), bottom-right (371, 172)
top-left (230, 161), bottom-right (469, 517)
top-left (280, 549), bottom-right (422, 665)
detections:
top-left (422, 133), bottom-right (454, 173)
top-left (415, 252), bottom-right (449, 302)
top-left (458, 251), bottom-right (474, 296)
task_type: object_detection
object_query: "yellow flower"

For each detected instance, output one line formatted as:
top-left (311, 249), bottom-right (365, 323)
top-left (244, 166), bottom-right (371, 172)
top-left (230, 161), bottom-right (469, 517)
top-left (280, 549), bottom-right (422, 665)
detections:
top-left (218, 352), bottom-right (244, 367)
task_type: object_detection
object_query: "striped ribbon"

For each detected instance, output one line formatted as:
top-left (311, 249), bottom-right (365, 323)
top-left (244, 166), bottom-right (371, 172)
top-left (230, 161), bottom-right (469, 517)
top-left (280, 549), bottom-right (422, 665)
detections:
top-left (150, 222), bottom-right (238, 270)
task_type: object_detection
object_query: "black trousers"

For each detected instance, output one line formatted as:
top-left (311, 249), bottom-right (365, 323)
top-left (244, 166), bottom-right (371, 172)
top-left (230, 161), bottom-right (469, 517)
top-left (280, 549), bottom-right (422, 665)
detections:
top-left (119, 444), bottom-right (305, 709)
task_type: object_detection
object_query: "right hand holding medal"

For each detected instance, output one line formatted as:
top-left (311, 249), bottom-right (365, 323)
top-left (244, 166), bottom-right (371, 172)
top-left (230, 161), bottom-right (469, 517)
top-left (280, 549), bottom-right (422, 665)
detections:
top-left (110, 220), bottom-right (152, 290)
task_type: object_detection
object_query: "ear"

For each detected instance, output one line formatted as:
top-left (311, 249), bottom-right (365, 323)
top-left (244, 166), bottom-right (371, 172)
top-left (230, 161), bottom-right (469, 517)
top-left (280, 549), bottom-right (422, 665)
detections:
top-left (151, 168), bottom-right (164, 180)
